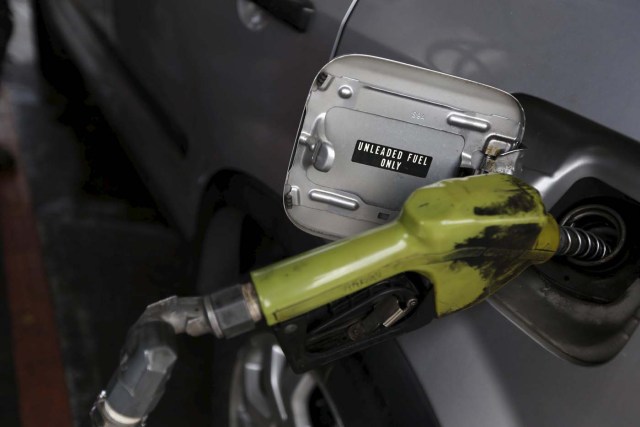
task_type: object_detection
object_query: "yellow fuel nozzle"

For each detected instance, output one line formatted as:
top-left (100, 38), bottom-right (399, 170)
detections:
top-left (252, 173), bottom-right (560, 326)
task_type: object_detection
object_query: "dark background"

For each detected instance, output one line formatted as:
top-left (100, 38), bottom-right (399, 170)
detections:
top-left (1, 1), bottom-right (211, 425)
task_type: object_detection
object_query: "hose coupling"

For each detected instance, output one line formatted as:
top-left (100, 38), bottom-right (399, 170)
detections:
top-left (205, 282), bottom-right (262, 339)
top-left (90, 283), bottom-right (262, 427)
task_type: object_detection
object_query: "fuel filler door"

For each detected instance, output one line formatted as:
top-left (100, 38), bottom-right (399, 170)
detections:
top-left (284, 55), bottom-right (525, 240)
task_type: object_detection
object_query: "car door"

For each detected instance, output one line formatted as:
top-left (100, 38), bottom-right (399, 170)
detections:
top-left (110, 1), bottom-right (352, 237)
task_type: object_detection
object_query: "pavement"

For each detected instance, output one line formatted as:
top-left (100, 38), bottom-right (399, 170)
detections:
top-left (1, 1), bottom-right (212, 426)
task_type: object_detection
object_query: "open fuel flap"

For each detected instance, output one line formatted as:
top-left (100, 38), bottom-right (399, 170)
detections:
top-left (284, 54), bottom-right (525, 240)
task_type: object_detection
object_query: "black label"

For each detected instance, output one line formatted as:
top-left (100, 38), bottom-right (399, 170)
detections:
top-left (351, 140), bottom-right (432, 178)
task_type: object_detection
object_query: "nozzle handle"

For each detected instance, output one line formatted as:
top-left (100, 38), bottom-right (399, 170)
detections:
top-left (252, 174), bottom-right (559, 325)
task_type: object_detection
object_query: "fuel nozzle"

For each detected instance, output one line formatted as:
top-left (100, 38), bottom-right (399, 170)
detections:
top-left (91, 173), bottom-right (574, 426)
top-left (252, 173), bottom-right (561, 325)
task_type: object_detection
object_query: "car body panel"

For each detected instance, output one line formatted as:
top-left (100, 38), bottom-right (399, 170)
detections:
top-left (43, 0), bottom-right (201, 235)
top-left (338, 2), bottom-right (640, 425)
top-left (44, 0), bottom-right (350, 239)
top-left (338, 0), bottom-right (640, 143)
top-left (111, 0), bottom-right (350, 238)
top-left (73, 0), bottom-right (113, 40)
top-left (400, 298), bottom-right (640, 427)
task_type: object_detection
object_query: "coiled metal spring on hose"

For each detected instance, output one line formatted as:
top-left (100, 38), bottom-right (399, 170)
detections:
top-left (557, 226), bottom-right (611, 261)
